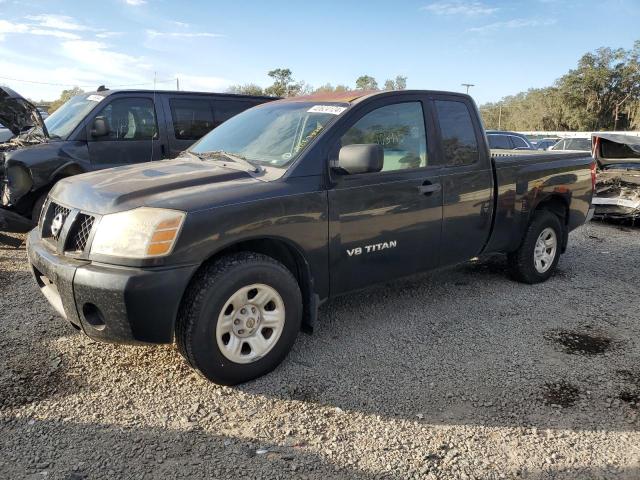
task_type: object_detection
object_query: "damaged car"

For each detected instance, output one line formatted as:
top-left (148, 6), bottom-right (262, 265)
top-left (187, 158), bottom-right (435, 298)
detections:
top-left (0, 86), bottom-right (273, 233)
top-left (592, 133), bottom-right (640, 222)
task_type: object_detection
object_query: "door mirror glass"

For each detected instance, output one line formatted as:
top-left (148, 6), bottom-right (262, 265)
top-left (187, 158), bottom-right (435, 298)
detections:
top-left (334, 144), bottom-right (384, 175)
top-left (91, 116), bottom-right (109, 137)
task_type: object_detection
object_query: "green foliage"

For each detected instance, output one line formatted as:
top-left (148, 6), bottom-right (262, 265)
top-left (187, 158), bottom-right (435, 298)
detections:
top-left (49, 86), bottom-right (85, 113)
top-left (313, 83), bottom-right (350, 94)
top-left (384, 75), bottom-right (407, 90)
top-left (481, 41), bottom-right (640, 131)
top-left (264, 68), bottom-right (304, 97)
top-left (355, 75), bottom-right (379, 91)
top-left (227, 83), bottom-right (265, 96)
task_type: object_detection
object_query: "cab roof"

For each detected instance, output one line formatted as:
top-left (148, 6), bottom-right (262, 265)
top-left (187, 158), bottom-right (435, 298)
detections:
top-left (274, 89), bottom-right (473, 105)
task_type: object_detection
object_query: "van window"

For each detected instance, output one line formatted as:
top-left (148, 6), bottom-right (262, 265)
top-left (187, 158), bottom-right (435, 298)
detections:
top-left (214, 100), bottom-right (257, 127)
top-left (340, 102), bottom-right (428, 171)
top-left (511, 136), bottom-right (529, 149)
top-left (97, 98), bottom-right (157, 141)
top-left (488, 134), bottom-right (511, 149)
top-left (170, 98), bottom-right (215, 140)
top-left (434, 100), bottom-right (478, 165)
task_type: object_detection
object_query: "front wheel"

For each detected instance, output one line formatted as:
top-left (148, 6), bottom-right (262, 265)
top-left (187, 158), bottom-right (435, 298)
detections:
top-left (508, 211), bottom-right (562, 284)
top-left (176, 253), bottom-right (302, 385)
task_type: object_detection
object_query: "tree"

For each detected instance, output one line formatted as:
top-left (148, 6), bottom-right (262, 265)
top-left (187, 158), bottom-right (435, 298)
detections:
top-left (227, 83), bottom-right (265, 96)
top-left (480, 41), bottom-right (640, 131)
top-left (383, 75), bottom-right (408, 90)
top-left (313, 83), bottom-right (350, 94)
top-left (49, 86), bottom-right (85, 113)
top-left (264, 68), bottom-right (304, 97)
top-left (355, 75), bottom-right (378, 91)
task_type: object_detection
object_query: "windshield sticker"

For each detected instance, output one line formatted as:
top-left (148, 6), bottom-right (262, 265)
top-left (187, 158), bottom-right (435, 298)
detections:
top-left (307, 105), bottom-right (347, 115)
top-left (86, 95), bottom-right (104, 102)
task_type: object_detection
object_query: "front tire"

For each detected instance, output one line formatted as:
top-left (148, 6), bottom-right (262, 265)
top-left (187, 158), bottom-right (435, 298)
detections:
top-left (176, 252), bottom-right (302, 385)
top-left (508, 210), bottom-right (563, 284)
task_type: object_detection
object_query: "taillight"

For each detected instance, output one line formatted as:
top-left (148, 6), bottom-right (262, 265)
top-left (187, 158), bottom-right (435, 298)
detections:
top-left (590, 160), bottom-right (597, 191)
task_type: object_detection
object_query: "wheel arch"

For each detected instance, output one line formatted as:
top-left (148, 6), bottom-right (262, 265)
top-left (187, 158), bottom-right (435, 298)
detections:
top-left (180, 235), bottom-right (318, 333)
top-left (530, 194), bottom-right (570, 251)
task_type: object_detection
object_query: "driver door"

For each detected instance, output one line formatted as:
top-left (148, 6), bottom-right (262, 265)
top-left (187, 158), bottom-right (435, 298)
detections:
top-left (87, 96), bottom-right (164, 169)
top-left (328, 98), bottom-right (443, 294)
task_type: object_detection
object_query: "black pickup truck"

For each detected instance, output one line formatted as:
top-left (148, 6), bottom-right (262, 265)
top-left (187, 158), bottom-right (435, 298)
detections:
top-left (0, 86), bottom-right (272, 233)
top-left (26, 90), bottom-right (596, 384)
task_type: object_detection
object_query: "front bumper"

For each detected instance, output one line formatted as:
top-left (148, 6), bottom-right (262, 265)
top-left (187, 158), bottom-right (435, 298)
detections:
top-left (26, 230), bottom-right (198, 345)
top-left (0, 206), bottom-right (33, 233)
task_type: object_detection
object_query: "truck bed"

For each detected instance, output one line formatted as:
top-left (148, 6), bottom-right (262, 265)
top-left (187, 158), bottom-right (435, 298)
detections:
top-left (491, 149), bottom-right (592, 166)
top-left (483, 149), bottom-right (594, 256)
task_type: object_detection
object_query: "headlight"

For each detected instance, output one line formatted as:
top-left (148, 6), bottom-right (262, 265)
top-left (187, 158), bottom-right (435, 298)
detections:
top-left (91, 207), bottom-right (186, 259)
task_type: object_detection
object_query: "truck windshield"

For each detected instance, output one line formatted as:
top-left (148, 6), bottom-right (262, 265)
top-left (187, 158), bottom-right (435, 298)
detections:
top-left (44, 94), bottom-right (102, 139)
top-left (190, 101), bottom-right (347, 167)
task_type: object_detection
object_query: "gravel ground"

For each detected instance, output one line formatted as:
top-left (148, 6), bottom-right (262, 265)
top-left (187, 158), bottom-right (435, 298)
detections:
top-left (1, 221), bottom-right (639, 480)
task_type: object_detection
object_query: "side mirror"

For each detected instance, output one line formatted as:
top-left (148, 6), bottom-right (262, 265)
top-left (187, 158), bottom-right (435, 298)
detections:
top-left (333, 144), bottom-right (384, 175)
top-left (91, 116), bottom-right (109, 137)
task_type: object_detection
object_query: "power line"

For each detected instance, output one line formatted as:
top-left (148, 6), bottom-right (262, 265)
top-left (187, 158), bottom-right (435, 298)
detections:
top-left (0, 75), bottom-right (177, 88)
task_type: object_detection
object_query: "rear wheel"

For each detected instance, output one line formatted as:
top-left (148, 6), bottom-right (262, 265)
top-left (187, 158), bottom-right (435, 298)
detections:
top-left (508, 210), bottom-right (562, 284)
top-left (176, 252), bottom-right (302, 385)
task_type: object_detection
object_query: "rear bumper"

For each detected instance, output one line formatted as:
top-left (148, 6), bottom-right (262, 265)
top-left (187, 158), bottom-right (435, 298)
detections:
top-left (0, 206), bottom-right (33, 233)
top-left (592, 197), bottom-right (640, 219)
top-left (26, 230), bottom-right (198, 345)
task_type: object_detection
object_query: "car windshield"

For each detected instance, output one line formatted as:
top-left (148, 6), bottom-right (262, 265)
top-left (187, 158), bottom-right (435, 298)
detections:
top-left (190, 101), bottom-right (346, 167)
top-left (552, 138), bottom-right (591, 151)
top-left (44, 94), bottom-right (103, 139)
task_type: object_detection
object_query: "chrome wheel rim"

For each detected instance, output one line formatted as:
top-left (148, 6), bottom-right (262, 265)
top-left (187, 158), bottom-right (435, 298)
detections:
top-left (534, 227), bottom-right (557, 274)
top-left (216, 283), bottom-right (285, 364)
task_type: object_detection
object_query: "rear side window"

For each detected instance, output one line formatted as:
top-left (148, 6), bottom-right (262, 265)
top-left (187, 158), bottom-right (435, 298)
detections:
top-left (511, 136), bottom-right (529, 149)
top-left (213, 100), bottom-right (257, 128)
top-left (170, 98), bottom-right (214, 140)
top-left (488, 134), bottom-right (511, 149)
top-left (340, 102), bottom-right (428, 171)
top-left (434, 100), bottom-right (479, 165)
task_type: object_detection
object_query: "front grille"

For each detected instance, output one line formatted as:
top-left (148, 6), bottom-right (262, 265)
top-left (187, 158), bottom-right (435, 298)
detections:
top-left (40, 200), bottom-right (96, 255)
top-left (42, 202), bottom-right (71, 240)
top-left (67, 213), bottom-right (95, 252)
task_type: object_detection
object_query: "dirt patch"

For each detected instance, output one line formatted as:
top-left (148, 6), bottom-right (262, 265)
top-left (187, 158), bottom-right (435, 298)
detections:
top-left (542, 381), bottom-right (581, 408)
top-left (616, 369), bottom-right (640, 386)
top-left (618, 391), bottom-right (639, 409)
top-left (546, 329), bottom-right (613, 356)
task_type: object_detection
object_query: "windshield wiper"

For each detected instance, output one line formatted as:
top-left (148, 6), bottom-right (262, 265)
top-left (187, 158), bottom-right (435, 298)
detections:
top-left (192, 150), bottom-right (264, 174)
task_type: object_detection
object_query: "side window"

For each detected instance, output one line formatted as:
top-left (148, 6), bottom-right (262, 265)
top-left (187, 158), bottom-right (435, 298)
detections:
top-left (340, 102), bottom-right (428, 172)
top-left (488, 134), bottom-right (511, 149)
top-left (434, 100), bottom-right (479, 165)
top-left (511, 136), bottom-right (529, 149)
top-left (213, 100), bottom-right (256, 127)
top-left (97, 98), bottom-right (157, 141)
top-left (170, 98), bottom-right (214, 140)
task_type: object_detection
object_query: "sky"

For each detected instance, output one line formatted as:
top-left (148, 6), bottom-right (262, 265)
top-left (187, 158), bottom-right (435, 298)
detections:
top-left (0, 0), bottom-right (639, 105)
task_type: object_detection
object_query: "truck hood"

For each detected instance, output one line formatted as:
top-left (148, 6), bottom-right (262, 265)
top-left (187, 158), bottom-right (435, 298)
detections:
top-left (50, 157), bottom-right (268, 214)
top-left (0, 86), bottom-right (47, 137)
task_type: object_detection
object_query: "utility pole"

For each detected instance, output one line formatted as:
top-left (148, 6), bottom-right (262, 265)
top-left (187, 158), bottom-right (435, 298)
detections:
top-left (498, 105), bottom-right (502, 130)
top-left (176, 77), bottom-right (180, 91)
top-left (461, 83), bottom-right (475, 94)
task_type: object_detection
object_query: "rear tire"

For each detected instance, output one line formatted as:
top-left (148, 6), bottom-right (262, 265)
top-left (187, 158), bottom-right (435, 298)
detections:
top-left (508, 210), bottom-right (563, 284)
top-left (176, 252), bottom-right (302, 385)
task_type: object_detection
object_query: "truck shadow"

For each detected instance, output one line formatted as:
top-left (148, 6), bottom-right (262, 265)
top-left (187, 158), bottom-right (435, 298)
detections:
top-left (0, 417), bottom-right (385, 479)
top-left (240, 242), bottom-right (640, 433)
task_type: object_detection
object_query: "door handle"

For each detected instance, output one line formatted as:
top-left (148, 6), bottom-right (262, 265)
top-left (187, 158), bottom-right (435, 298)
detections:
top-left (418, 182), bottom-right (441, 195)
